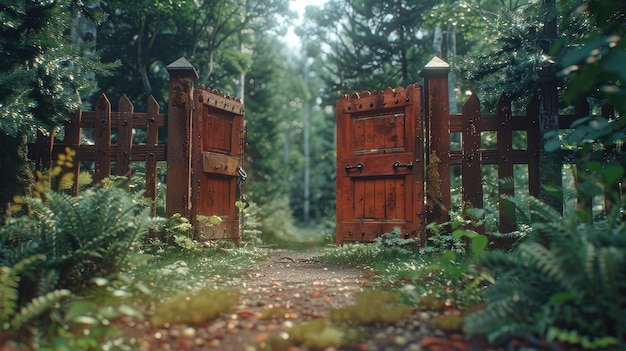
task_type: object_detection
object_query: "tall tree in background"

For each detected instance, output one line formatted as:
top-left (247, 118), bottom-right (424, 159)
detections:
top-left (298, 0), bottom-right (433, 100)
top-left (244, 35), bottom-right (302, 240)
top-left (0, 0), bottom-right (112, 210)
top-left (96, 0), bottom-right (293, 109)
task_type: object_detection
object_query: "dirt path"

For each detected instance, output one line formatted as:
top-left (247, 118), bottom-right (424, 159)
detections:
top-left (126, 251), bottom-right (473, 351)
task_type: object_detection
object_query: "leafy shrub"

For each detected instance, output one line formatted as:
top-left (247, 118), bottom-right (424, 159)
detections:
top-left (1, 155), bottom-right (156, 347)
top-left (465, 196), bottom-right (626, 349)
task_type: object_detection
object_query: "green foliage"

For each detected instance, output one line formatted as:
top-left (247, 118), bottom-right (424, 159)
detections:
top-left (0, 0), bottom-right (114, 136)
top-left (372, 227), bottom-right (420, 258)
top-left (130, 247), bottom-right (270, 303)
top-left (557, 0), bottom-right (626, 114)
top-left (299, 0), bottom-right (433, 96)
top-left (238, 199), bottom-right (263, 245)
top-left (0, 255), bottom-right (73, 343)
top-left (465, 197), bottom-right (626, 348)
top-left (0, 166), bottom-right (156, 347)
top-left (151, 287), bottom-right (240, 327)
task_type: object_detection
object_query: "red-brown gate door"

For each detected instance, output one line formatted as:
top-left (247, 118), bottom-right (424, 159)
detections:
top-left (191, 86), bottom-right (245, 243)
top-left (336, 85), bottom-right (424, 245)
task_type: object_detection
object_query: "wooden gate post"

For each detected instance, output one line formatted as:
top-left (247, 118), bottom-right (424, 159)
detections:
top-left (421, 57), bottom-right (451, 225)
top-left (166, 57), bottom-right (199, 218)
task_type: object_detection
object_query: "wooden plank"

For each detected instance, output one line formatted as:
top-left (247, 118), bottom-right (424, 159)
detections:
top-left (354, 119), bottom-right (365, 152)
top-left (385, 177), bottom-right (397, 219)
top-left (364, 178), bottom-right (376, 218)
top-left (116, 94), bottom-right (133, 181)
top-left (461, 93), bottom-right (484, 233)
top-left (75, 145), bottom-right (166, 161)
top-left (354, 178), bottom-right (365, 219)
top-left (364, 118), bottom-right (375, 150)
top-left (80, 111), bottom-right (168, 128)
top-left (93, 94), bottom-right (111, 184)
top-left (145, 96), bottom-right (160, 216)
top-left (202, 152), bottom-right (240, 177)
top-left (374, 178), bottom-right (385, 219)
top-left (496, 94), bottom-right (515, 234)
top-left (373, 117), bottom-right (385, 149)
top-left (339, 87), bottom-right (412, 114)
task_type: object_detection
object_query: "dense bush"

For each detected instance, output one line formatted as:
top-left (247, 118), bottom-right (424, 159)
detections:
top-left (1, 179), bottom-right (155, 347)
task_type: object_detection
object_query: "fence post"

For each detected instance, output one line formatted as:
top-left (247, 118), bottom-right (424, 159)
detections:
top-left (461, 93), bottom-right (484, 233)
top-left (94, 94), bottom-right (112, 184)
top-left (421, 57), bottom-right (451, 225)
top-left (166, 57), bottom-right (198, 218)
top-left (496, 94), bottom-right (515, 236)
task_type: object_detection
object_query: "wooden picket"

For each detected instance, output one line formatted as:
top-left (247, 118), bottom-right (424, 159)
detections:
top-left (29, 57), bottom-right (245, 243)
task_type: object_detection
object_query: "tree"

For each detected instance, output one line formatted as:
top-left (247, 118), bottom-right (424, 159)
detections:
top-left (0, 0), bottom-right (113, 212)
top-left (243, 35), bottom-right (308, 240)
top-left (96, 0), bottom-right (293, 109)
top-left (298, 0), bottom-right (433, 101)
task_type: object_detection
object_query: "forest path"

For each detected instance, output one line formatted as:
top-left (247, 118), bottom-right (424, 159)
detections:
top-left (125, 251), bottom-right (474, 351)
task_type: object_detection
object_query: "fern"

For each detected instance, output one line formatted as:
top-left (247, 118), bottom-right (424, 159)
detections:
top-left (466, 191), bottom-right (626, 348)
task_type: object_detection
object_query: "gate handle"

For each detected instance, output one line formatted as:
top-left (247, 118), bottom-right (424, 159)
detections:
top-left (393, 161), bottom-right (413, 169)
top-left (345, 163), bottom-right (363, 171)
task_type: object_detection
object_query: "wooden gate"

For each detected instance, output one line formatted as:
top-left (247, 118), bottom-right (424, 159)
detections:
top-left (191, 86), bottom-right (245, 243)
top-left (335, 85), bottom-right (424, 245)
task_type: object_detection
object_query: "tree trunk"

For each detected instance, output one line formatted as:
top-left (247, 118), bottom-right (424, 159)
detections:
top-left (0, 133), bottom-right (34, 219)
top-left (538, 0), bottom-right (562, 212)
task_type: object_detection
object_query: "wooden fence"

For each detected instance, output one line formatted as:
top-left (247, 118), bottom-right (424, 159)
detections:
top-left (422, 57), bottom-right (617, 236)
top-left (336, 57), bottom-right (618, 246)
top-left (28, 58), bottom-right (246, 242)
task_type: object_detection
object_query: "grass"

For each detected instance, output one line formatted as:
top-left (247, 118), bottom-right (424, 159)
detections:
top-left (129, 245), bottom-right (273, 303)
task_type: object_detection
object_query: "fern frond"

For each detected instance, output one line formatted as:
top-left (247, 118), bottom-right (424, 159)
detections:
top-left (0, 255), bottom-right (47, 330)
top-left (466, 297), bottom-right (540, 341)
top-left (519, 242), bottom-right (572, 291)
top-left (10, 289), bottom-right (72, 330)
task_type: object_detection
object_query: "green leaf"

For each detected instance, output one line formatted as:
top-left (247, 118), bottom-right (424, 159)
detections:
top-left (451, 219), bottom-right (465, 229)
top-left (561, 37), bottom-right (607, 67)
top-left (602, 164), bottom-right (624, 184)
top-left (208, 215), bottom-right (222, 225)
top-left (544, 139), bottom-right (561, 152)
top-left (602, 50), bottom-right (626, 80)
top-left (586, 161), bottom-right (602, 172)
top-left (64, 301), bottom-right (98, 322)
top-left (117, 304), bottom-right (145, 320)
top-left (465, 208), bottom-right (485, 220)
top-left (440, 250), bottom-right (457, 264)
top-left (471, 235), bottom-right (488, 257)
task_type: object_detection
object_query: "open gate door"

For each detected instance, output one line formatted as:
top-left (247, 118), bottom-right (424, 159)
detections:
top-left (191, 86), bottom-right (245, 243)
top-left (336, 85), bottom-right (424, 245)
